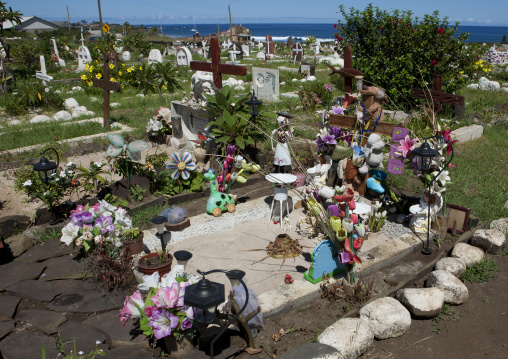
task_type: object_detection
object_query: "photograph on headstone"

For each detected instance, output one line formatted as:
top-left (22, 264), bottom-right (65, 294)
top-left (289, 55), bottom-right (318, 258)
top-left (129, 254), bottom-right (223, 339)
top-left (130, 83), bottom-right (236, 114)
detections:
top-left (299, 61), bottom-right (315, 76)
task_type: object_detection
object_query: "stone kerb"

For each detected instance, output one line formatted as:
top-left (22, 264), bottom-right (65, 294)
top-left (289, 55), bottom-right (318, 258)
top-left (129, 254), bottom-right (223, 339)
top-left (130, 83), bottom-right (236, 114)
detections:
top-left (470, 228), bottom-right (506, 254)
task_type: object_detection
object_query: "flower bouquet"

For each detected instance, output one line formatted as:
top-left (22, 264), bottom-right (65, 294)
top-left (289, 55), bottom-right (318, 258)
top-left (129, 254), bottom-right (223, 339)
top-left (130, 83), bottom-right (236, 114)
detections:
top-left (120, 272), bottom-right (197, 348)
top-left (215, 145), bottom-right (249, 194)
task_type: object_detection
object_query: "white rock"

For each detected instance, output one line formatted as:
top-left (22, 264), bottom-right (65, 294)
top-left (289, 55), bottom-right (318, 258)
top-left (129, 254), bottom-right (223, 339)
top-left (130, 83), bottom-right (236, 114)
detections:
top-left (191, 71), bottom-right (214, 89)
top-left (136, 94), bottom-right (145, 98)
top-left (426, 270), bottom-right (469, 305)
top-left (317, 318), bottom-right (373, 359)
top-left (54, 90), bottom-right (62, 94)
top-left (29, 115), bottom-right (52, 124)
top-left (359, 297), bottom-right (411, 339)
top-left (64, 98), bottom-right (79, 109)
top-left (53, 111), bottom-right (72, 121)
top-left (451, 243), bottom-right (484, 266)
top-left (435, 257), bottom-right (466, 277)
top-left (307, 75), bottom-right (317, 81)
top-left (292, 78), bottom-right (298, 82)
top-left (90, 97), bottom-right (99, 102)
top-left (478, 77), bottom-right (500, 91)
top-left (72, 106), bottom-right (94, 118)
top-left (396, 287), bottom-right (445, 318)
top-left (466, 84), bottom-right (479, 90)
top-left (71, 86), bottom-right (82, 92)
top-left (490, 218), bottom-right (508, 236)
top-left (223, 77), bottom-right (244, 87)
top-left (280, 81), bottom-right (286, 85)
top-left (319, 54), bottom-right (344, 66)
top-left (470, 229), bottom-right (506, 255)
top-left (234, 85), bottom-right (245, 91)
top-left (9, 119), bottom-right (22, 126)
top-left (110, 102), bottom-right (121, 108)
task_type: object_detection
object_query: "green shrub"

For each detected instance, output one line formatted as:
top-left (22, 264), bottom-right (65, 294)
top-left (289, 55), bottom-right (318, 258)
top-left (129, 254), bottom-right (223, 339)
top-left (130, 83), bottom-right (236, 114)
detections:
top-left (334, 4), bottom-right (486, 111)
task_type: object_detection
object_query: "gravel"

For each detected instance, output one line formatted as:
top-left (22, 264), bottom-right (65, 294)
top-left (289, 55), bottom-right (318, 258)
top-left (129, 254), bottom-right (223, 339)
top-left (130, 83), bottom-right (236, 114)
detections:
top-left (379, 218), bottom-right (413, 239)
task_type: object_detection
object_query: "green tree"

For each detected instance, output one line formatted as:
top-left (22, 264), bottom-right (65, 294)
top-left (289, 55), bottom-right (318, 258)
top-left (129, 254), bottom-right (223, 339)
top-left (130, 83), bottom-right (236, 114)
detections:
top-left (334, 4), bottom-right (485, 111)
top-left (502, 35), bottom-right (507, 44)
top-left (0, 1), bottom-right (22, 60)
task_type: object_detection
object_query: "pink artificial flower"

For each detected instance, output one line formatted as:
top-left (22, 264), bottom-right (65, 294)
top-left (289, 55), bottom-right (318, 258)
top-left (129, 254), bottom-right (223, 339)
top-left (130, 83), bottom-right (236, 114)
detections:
top-left (119, 290), bottom-right (145, 326)
top-left (70, 205), bottom-right (87, 216)
top-left (349, 200), bottom-right (356, 211)
top-left (396, 135), bottom-right (418, 158)
top-left (144, 305), bottom-right (156, 317)
top-left (150, 287), bottom-right (179, 309)
top-left (350, 213), bottom-right (359, 225)
top-left (431, 60), bottom-right (437, 66)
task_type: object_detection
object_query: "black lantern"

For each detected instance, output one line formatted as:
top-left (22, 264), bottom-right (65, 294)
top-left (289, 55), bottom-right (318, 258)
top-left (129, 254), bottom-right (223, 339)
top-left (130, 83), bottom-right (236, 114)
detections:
top-left (412, 136), bottom-right (454, 255)
top-left (33, 148), bottom-right (59, 184)
top-left (245, 90), bottom-right (262, 118)
top-left (184, 269), bottom-right (250, 359)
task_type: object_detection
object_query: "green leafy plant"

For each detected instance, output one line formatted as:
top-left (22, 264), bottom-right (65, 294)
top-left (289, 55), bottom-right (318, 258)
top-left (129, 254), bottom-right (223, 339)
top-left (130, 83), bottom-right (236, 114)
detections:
top-left (154, 170), bottom-right (203, 196)
top-left (103, 193), bottom-right (129, 209)
top-left (75, 161), bottom-right (109, 194)
top-left (460, 255), bottom-right (499, 283)
top-left (129, 184), bottom-right (146, 201)
top-left (133, 61), bottom-right (182, 101)
top-left (432, 303), bottom-right (459, 334)
top-left (121, 227), bottom-right (141, 241)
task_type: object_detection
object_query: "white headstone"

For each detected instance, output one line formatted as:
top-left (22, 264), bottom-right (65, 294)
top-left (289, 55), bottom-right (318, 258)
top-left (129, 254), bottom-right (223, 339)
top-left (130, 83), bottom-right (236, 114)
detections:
top-left (229, 44), bottom-right (241, 63)
top-left (50, 38), bottom-right (66, 67)
top-left (36, 56), bottom-right (53, 85)
top-left (256, 51), bottom-right (265, 60)
top-left (176, 47), bottom-right (193, 67)
top-left (257, 41), bottom-right (264, 50)
top-left (77, 45), bottom-right (92, 71)
top-left (148, 49), bottom-right (163, 64)
top-left (252, 67), bottom-right (279, 100)
top-left (122, 51), bottom-right (131, 61)
top-left (241, 44), bottom-right (250, 56)
top-left (201, 40), bottom-right (209, 58)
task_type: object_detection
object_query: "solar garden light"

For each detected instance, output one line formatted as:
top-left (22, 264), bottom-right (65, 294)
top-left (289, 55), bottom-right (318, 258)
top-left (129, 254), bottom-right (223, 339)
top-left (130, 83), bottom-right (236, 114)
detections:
top-left (412, 136), bottom-right (454, 255)
top-left (173, 250), bottom-right (192, 275)
top-left (184, 269), bottom-right (249, 359)
top-left (245, 90), bottom-right (263, 153)
top-left (355, 75), bottom-right (364, 91)
top-left (33, 148), bottom-right (60, 225)
top-left (151, 215), bottom-right (169, 250)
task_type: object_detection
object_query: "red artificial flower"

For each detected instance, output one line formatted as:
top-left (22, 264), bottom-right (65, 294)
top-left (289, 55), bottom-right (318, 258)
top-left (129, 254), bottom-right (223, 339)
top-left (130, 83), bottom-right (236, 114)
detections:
top-left (350, 213), bottom-right (358, 225)
top-left (334, 24), bottom-right (337, 28)
top-left (431, 60), bottom-right (437, 65)
top-left (438, 27), bottom-right (444, 34)
top-left (284, 274), bottom-right (294, 284)
top-left (353, 237), bottom-right (364, 250)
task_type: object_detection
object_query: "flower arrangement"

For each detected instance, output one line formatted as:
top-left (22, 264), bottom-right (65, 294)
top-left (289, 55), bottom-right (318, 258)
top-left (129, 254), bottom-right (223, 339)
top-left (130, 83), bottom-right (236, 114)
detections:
top-left (146, 107), bottom-right (172, 137)
top-left (60, 200), bottom-right (132, 252)
top-left (368, 201), bottom-right (387, 233)
top-left (215, 145), bottom-right (250, 194)
top-left (315, 126), bottom-right (352, 155)
top-left (119, 271), bottom-right (197, 341)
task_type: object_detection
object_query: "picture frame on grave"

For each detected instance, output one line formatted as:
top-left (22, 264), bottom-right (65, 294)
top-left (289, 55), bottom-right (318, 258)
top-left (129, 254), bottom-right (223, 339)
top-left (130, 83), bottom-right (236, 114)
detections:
top-left (446, 204), bottom-right (470, 234)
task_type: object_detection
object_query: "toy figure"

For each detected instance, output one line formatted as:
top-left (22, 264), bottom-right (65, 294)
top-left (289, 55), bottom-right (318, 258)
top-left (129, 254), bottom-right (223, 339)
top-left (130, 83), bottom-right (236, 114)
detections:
top-left (271, 112), bottom-right (293, 173)
top-left (203, 169), bottom-right (236, 217)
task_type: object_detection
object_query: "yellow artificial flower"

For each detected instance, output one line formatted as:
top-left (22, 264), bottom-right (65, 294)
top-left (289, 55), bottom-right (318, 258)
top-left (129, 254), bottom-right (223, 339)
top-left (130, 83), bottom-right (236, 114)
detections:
top-left (95, 73), bottom-right (102, 79)
top-left (110, 78), bottom-right (116, 82)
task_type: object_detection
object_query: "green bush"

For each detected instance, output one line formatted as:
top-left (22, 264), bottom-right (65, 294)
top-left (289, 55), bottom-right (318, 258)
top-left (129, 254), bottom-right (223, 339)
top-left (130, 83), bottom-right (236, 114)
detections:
top-left (334, 4), bottom-right (486, 111)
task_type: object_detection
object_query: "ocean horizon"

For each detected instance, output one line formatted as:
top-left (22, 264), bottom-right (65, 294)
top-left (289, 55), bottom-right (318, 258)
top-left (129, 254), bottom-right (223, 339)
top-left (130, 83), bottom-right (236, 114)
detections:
top-left (143, 23), bottom-right (508, 44)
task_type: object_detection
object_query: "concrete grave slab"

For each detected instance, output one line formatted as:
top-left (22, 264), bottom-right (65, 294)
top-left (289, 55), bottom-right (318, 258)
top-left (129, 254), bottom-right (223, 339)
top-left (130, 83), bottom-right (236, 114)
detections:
top-left (0, 320), bottom-right (14, 339)
top-left (451, 124), bottom-right (483, 143)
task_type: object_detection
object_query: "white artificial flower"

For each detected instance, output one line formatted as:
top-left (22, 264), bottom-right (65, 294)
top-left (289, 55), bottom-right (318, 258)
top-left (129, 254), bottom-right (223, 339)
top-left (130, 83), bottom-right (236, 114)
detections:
top-left (95, 340), bottom-right (101, 345)
top-left (67, 161), bottom-right (74, 167)
top-left (51, 172), bottom-right (58, 177)
top-left (82, 232), bottom-right (93, 242)
top-left (160, 273), bottom-right (178, 289)
top-left (138, 272), bottom-right (160, 291)
top-left (99, 199), bottom-right (117, 213)
top-left (60, 172), bottom-right (66, 178)
top-left (94, 162), bottom-right (103, 168)
top-left (381, 210), bottom-right (387, 217)
top-left (94, 235), bottom-right (104, 244)
top-left (114, 207), bottom-right (132, 228)
top-left (78, 352), bottom-right (84, 355)
top-left (54, 177), bottom-right (59, 182)
top-left (75, 237), bottom-right (84, 246)
top-left (61, 222), bottom-right (80, 245)
top-left (67, 170), bottom-right (74, 175)
top-left (23, 180), bottom-right (32, 187)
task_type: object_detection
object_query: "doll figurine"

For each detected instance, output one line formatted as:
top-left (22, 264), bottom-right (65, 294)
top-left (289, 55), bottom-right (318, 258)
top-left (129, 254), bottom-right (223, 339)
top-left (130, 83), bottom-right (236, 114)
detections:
top-left (271, 112), bottom-right (293, 173)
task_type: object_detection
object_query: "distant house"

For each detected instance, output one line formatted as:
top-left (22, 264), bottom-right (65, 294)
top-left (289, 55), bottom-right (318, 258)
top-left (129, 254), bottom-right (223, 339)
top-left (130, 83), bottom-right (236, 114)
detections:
top-left (51, 21), bottom-right (70, 29)
top-left (2, 16), bottom-right (60, 33)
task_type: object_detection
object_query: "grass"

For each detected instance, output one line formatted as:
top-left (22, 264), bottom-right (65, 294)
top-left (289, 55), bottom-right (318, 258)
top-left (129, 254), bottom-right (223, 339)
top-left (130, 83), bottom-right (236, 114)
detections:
top-left (130, 202), bottom-right (169, 230)
top-left (432, 304), bottom-right (459, 334)
top-left (460, 255), bottom-right (499, 283)
top-left (33, 228), bottom-right (62, 245)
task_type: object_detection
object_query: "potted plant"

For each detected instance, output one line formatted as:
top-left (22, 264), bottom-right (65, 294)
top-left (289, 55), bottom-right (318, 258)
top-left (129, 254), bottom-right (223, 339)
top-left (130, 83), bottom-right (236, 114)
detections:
top-left (121, 227), bottom-right (144, 255)
top-left (138, 249), bottom-right (173, 277)
top-left (120, 272), bottom-right (197, 356)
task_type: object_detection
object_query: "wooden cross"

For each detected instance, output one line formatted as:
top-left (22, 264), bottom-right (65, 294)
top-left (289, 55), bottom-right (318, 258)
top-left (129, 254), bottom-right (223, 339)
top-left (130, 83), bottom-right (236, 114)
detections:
top-left (92, 52), bottom-right (121, 129)
top-left (264, 35), bottom-right (274, 55)
top-left (411, 75), bottom-right (464, 114)
top-left (327, 45), bottom-right (363, 96)
top-left (291, 43), bottom-right (303, 63)
top-left (190, 37), bottom-right (247, 89)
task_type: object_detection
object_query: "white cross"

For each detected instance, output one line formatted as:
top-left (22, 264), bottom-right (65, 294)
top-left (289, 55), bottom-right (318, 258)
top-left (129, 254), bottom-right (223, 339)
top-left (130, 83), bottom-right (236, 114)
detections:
top-left (264, 37), bottom-right (273, 54)
top-left (229, 44), bottom-right (241, 62)
top-left (202, 40), bottom-right (209, 58)
top-left (292, 44), bottom-right (303, 63)
top-left (80, 27), bottom-right (85, 47)
top-left (36, 55), bottom-right (53, 86)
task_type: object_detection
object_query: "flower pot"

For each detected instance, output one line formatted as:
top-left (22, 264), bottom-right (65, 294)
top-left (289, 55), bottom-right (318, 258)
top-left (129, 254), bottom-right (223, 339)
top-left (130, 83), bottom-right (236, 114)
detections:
top-left (138, 252), bottom-right (173, 277)
top-left (122, 232), bottom-right (144, 255)
top-left (162, 333), bottom-right (196, 357)
top-left (193, 147), bottom-right (207, 167)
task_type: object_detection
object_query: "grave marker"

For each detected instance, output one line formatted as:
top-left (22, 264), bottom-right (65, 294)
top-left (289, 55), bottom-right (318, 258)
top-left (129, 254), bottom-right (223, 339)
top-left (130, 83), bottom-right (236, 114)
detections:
top-left (291, 43), bottom-right (304, 63)
top-left (122, 51), bottom-right (131, 61)
top-left (77, 45), bottom-right (92, 71)
top-left (310, 41), bottom-right (320, 55)
top-left (92, 52), bottom-right (121, 129)
top-left (202, 40), bottom-right (209, 58)
top-left (264, 35), bottom-right (274, 57)
top-left (298, 61), bottom-right (315, 76)
top-left (229, 43), bottom-right (242, 63)
top-left (36, 56), bottom-right (53, 86)
top-left (241, 44), bottom-right (250, 57)
top-left (50, 38), bottom-right (66, 67)
top-left (190, 37), bottom-right (247, 89)
top-left (252, 67), bottom-right (279, 100)
top-left (176, 47), bottom-right (193, 67)
top-left (326, 45), bottom-right (363, 101)
top-left (411, 75), bottom-right (465, 115)
top-left (148, 49), bottom-right (163, 64)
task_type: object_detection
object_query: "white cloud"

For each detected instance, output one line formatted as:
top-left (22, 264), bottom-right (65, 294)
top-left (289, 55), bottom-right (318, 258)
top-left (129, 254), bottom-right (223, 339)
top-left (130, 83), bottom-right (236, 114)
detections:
top-left (467, 18), bottom-right (474, 21)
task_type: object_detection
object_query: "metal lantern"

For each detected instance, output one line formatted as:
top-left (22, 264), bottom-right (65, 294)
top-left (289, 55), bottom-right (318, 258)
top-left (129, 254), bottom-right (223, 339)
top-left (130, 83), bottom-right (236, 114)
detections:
top-left (184, 276), bottom-right (225, 325)
top-left (355, 75), bottom-right (364, 91)
top-left (33, 148), bottom-right (59, 184)
top-left (226, 269), bottom-right (245, 288)
top-left (245, 90), bottom-right (262, 118)
top-left (412, 140), bottom-right (438, 172)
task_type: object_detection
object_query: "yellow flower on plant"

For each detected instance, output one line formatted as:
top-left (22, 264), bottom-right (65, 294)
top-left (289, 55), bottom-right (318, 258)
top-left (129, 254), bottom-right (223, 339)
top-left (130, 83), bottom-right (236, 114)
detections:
top-left (109, 63), bottom-right (114, 69)
top-left (96, 73), bottom-right (102, 79)
top-left (80, 75), bottom-right (87, 80)
top-left (118, 71), bottom-right (122, 76)
top-left (139, 66), bottom-right (142, 70)
top-left (110, 78), bottom-right (116, 82)
top-left (87, 80), bottom-right (93, 86)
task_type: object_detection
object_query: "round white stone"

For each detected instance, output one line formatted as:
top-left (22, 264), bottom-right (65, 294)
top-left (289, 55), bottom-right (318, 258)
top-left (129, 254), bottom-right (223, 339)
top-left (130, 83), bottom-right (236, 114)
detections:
top-left (471, 229), bottom-right (506, 255)
top-left (426, 270), bottom-right (469, 305)
top-left (317, 318), bottom-right (373, 359)
top-left (29, 115), bottom-right (52, 124)
top-left (435, 257), bottom-right (467, 277)
top-left (490, 218), bottom-right (508, 236)
top-left (359, 297), bottom-right (411, 339)
top-left (53, 111), bottom-right (72, 121)
top-left (64, 98), bottom-right (79, 109)
top-left (396, 287), bottom-right (445, 318)
top-left (451, 243), bottom-right (484, 266)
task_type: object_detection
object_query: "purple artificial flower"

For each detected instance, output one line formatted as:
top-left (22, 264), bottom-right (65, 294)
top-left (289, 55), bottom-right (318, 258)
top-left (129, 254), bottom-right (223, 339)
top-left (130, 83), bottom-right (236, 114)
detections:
top-left (180, 318), bottom-right (193, 330)
top-left (329, 106), bottom-right (346, 115)
top-left (324, 84), bottom-right (333, 92)
top-left (328, 126), bottom-right (342, 140)
top-left (94, 214), bottom-right (114, 234)
top-left (148, 309), bottom-right (179, 339)
top-left (81, 211), bottom-right (93, 224)
top-left (226, 145), bottom-right (236, 156)
top-left (328, 204), bottom-right (341, 218)
top-left (338, 252), bottom-right (351, 263)
top-left (70, 213), bottom-right (83, 226)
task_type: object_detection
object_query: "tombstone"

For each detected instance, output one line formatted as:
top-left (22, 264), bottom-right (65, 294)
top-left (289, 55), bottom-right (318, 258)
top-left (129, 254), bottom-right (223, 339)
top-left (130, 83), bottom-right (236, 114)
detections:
top-left (171, 101), bottom-right (214, 138)
top-left (310, 41), bottom-right (320, 55)
top-left (148, 49), bottom-right (163, 64)
top-left (122, 51), bottom-right (131, 61)
top-left (291, 43), bottom-right (304, 63)
top-left (241, 44), bottom-right (250, 57)
top-left (286, 37), bottom-right (294, 48)
top-left (252, 67), bottom-right (279, 100)
top-left (256, 51), bottom-right (265, 60)
top-left (36, 56), bottom-right (53, 86)
top-left (77, 45), bottom-right (92, 71)
top-left (264, 35), bottom-right (274, 56)
top-left (229, 43), bottom-right (242, 63)
top-left (298, 61), bottom-right (315, 76)
top-left (50, 38), bottom-right (66, 67)
top-left (201, 40), bottom-right (209, 58)
top-left (176, 47), bottom-right (193, 67)
top-left (256, 41), bottom-right (264, 51)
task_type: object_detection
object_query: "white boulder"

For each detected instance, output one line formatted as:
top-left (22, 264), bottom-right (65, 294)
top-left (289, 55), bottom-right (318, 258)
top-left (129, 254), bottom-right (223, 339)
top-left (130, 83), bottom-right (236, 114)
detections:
top-left (317, 318), bottom-right (373, 359)
top-left (396, 287), bottom-right (445, 318)
top-left (478, 77), bottom-right (500, 91)
top-left (53, 111), bottom-right (72, 121)
top-left (71, 86), bottom-right (82, 92)
top-left (223, 77), bottom-right (244, 87)
top-left (489, 218), bottom-right (508, 236)
top-left (29, 115), bottom-right (52, 124)
top-left (8, 120), bottom-right (22, 126)
top-left (470, 229), bottom-right (506, 255)
top-left (451, 243), bottom-right (484, 266)
top-left (110, 103), bottom-right (121, 108)
top-left (64, 98), bottom-right (79, 109)
top-left (72, 106), bottom-right (94, 118)
top-left (466, 84), bottom-right (479, 90)
top-left (359, 297), bottom-right (411, 339)
top-left (426, 270), bottom-right (469, 305)
top-left (319, 54), bottom-right (344, 67)
top-left (435, 257), bottom-right (467, 277)
top-left (307, 75), bottom-right (317, 81)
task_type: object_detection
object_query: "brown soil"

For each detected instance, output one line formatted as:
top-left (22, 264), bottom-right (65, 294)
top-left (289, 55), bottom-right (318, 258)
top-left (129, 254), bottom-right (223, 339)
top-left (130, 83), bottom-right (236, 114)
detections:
top-left (139, 254), bottom-right (172, 269)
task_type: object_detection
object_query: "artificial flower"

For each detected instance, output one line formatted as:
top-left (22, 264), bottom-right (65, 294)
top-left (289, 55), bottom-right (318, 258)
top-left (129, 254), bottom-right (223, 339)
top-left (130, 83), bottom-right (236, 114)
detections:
top-left (138, 272), bottom-right (160, 291)
top-left (150, 287), bottom-right (179, 309)
top-left (166, 152), bottom-right (197, 180)
top-left (119, 290), bottom-right (145, 326)
top-left (355, 223), bottom-right (366, 237)
top-left (343, 218), bottom-right (354, 233)
top-left (61, 222), bottom-right (80, 245)
top-left (396, 135), bottom-right (418, 158)
top-left (329, 106), bottom-right (346, 115)
top-left (23, 180), bottom-right (32, 187)
top-left (330, 216), bottom-right (342, 232)
top-left (353, 237), bottom-right (363, 250)
top-left (350, 213), bottom-right (358, 225)
top-left (149, 309), bottom-right (179, 339)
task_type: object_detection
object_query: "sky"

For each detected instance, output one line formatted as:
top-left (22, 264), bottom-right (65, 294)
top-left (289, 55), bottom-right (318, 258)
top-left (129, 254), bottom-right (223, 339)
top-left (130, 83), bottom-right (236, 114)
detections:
top-left (11, 0), bottom-right (508, 26)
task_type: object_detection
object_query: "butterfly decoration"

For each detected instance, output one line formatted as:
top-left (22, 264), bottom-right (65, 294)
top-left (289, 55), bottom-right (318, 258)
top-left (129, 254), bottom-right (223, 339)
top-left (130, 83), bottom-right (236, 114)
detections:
top-left (190, 133), bottom-right (208, 147)
top-left (105, 134), bottom-right (149, 161)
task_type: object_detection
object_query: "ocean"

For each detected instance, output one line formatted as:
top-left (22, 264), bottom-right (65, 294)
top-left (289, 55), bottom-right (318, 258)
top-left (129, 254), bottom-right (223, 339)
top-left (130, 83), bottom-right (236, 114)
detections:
top-left (150, 23), bottom-right (508, 44)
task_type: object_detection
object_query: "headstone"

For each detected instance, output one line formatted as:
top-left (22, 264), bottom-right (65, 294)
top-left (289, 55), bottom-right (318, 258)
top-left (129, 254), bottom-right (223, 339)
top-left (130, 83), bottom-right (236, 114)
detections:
top-left (252, 67), bottom-right (279, 100)
top-left (256, 51), bottom-right (265, 60)
top-left (298, 61), bottom-right (315, 76)
top-left (176, 47), bottom-right (193, 67)
top-left (411, 75), bottom-right (465, 115)
top-left (201, 40), bottom-right (209, 58)
top-left (77, 45), bottom-right (92, 71)
top-left (310, 41), bottom-right (320, 55)
top-left (171, 101), bottom-right (212, 143)
top-left (122, 51), bottom-right (131, 61)
top-left (49, 38), bottom-right (65, 67)
top-left (264, 35), bottom-right (274, 55)
top-left (148, 49), bottom-right (163, 64)
top-left (291, 43), bottom-right (304, 63)
top-left (241, 44), bottom-right (250, 57)
top-left (229, 43), bottom-right (242, 63)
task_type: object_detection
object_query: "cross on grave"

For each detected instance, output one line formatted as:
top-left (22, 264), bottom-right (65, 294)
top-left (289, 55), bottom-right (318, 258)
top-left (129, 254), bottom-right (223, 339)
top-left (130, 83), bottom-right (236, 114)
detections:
top-left (202, 40), bottom-right (209, 58)
top-left (229, 43), bottom-right (241, 62)
top-left (327, 45), bottom-right (363, 96)
top-left (36, 55), bottom-right (53, 86)
top-left (411, 75), bottom-right (465, 114)
top-left (190, 37), bottom-right (247, 89)
top-left (291, 43), bottom-right (304, 63)
top-left (92, 52), bottom-right (121, 129)
top-left (264, 35), bottom-right (274, 55)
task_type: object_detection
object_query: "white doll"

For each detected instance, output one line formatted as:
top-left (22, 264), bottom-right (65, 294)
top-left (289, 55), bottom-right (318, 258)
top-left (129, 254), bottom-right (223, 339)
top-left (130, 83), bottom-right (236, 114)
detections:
top-left (271, 112), bottom-right (293, 173)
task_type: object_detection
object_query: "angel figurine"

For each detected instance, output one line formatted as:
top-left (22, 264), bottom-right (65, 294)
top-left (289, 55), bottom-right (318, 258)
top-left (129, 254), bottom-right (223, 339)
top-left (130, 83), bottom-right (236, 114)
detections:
top-left (271, 112), bottom-right (293, 173)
